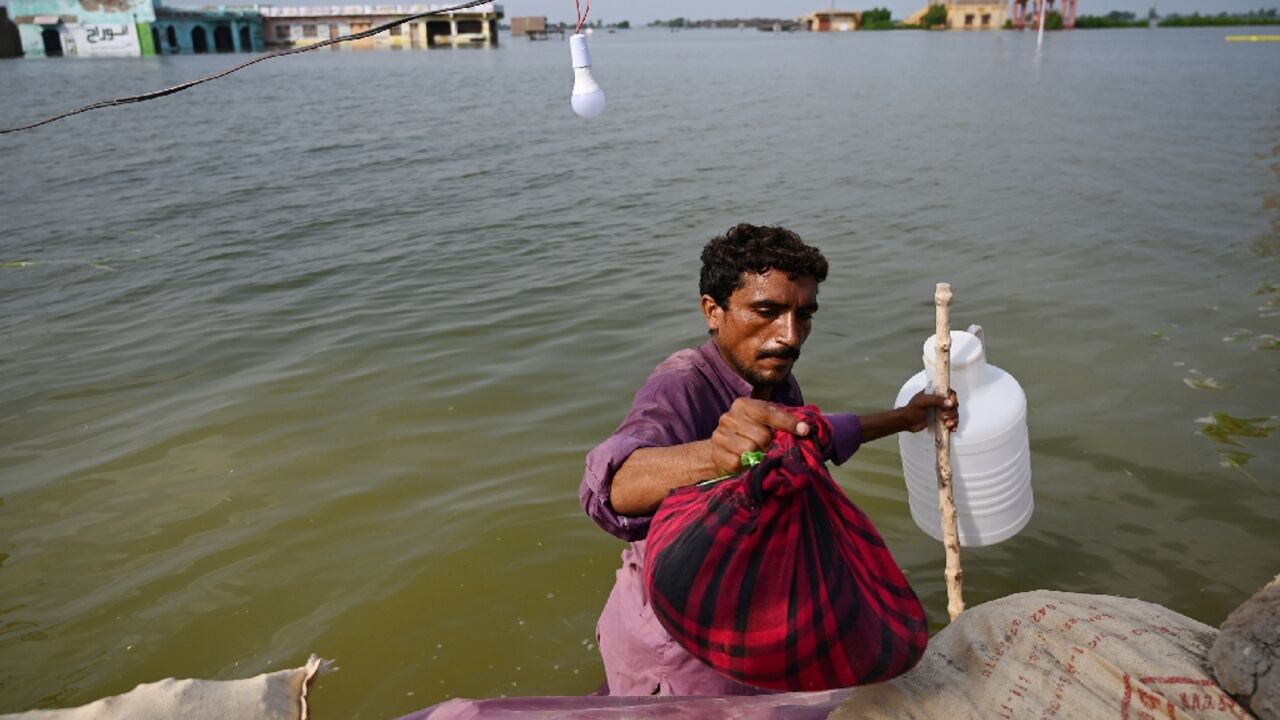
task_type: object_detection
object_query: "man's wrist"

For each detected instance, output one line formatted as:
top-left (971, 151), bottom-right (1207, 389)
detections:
top-left (894, 405), bottom-right (911, 434)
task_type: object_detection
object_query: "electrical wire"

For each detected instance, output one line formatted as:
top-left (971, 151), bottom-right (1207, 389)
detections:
top-left (574, 0), bottom-right (590, 34)
top-left (0, 0), bottom-right (494, 134)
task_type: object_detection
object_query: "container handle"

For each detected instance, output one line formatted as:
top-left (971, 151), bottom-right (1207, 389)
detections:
top-left (967, 324), bottom-right (985, 348)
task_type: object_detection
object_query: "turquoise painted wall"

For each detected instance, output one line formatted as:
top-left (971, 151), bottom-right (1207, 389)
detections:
top-left (152, 13), bottom-right (263, 54)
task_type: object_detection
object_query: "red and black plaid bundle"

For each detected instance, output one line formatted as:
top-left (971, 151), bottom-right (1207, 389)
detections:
top-left (644, 405), bottom-right (927, 691)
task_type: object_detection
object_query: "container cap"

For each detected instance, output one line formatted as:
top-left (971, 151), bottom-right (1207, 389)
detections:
top-left (923, 330), bottom-right (990, 395)
top-left (923, 331), bottom-right (984, 371)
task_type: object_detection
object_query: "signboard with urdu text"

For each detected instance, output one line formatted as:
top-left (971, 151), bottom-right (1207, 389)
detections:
top-left (65, 23), bottom-right (140, 56)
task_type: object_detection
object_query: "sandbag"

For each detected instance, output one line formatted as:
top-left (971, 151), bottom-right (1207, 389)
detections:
top-left (829, 590), bottom-right (1253, 720)
top-left (0, 655), bottom-right (329, 720)
top-left (644, 405), bottom-right (927, 691)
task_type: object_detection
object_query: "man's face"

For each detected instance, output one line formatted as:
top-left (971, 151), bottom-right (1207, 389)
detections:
top-left (702, 270), bottom-right (819, 394)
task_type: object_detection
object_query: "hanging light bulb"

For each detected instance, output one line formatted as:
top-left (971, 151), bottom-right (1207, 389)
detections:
top-left (569, 33), bottom-right (605, 119)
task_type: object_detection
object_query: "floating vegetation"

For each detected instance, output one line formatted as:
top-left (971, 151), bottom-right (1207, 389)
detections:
top-left (1184, 377), bottom-right (1232, 390)
top-left (1, 261), bottom-right (31, 269)
top-left (1196, 412), bottom-right (1279, 446)
top-left (1194, 282), bottom-right (1278, 488)
top-left (1259, 282), bottom-right (1280, 317)
top-left (1221, 329), bottom-right (1280, 349)
top-left (1218, 450), bottom-right (1263, 490)
top-left (1150, 329), bottom-right (1169, 340)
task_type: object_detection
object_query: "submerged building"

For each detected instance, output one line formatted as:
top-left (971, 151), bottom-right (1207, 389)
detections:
top-left (8, 0), bottom-right (500, 56)
top-left (152, 5), bottom-right (264, 53)
top-left (509, 15), bottom-right (545, 38)
top-left (803, 10), bottom-right (862, 31)
top-left (10, 0), bottom-right (158, 57)
top-left (905, 0), bottom-right (1008, 29)
top-left (259, 3), bottom-right (503, 50)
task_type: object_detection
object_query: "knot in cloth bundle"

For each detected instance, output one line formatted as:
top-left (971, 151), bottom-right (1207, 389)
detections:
top-left (644, 405), bottom-right (928, 692)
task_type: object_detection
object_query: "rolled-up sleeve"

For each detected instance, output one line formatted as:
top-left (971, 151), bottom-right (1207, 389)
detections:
top-left (581, 434), bottom-right (658, 542)
top-left (825, 412), bottom-right (863, 465)
top-left (580, 363), bottom-right (707, 542)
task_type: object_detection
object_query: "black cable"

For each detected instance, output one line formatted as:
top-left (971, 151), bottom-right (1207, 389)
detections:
top-left (0, 0), bottom-right (494, 134)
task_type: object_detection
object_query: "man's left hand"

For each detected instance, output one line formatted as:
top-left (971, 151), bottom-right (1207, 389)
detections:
top-left (900, 390), bottom-right (959, 433)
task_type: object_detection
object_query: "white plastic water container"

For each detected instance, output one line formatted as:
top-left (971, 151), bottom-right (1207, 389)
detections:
top-left (895, 328), bottom-right (1033, 547)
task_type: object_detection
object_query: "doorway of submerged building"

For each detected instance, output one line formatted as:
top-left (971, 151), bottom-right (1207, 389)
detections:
top-left (349, 22), bottom-right (372, 49)
top-left (41, 26), bottom-right (63, 56)
top-left (426, 19), bottom-right (449, 45)
top-left (213, 25), bottom-right (232, 51)
top-left (238, 25), bottom-right (250, 51)
top-left (191, 25), bottom-right (207, 52)
top-left (1, 8), bottom-right (24, 57)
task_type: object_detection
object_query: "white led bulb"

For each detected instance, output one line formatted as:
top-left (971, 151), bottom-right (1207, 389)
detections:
top-left (569, 33), bottom-right (606, 119)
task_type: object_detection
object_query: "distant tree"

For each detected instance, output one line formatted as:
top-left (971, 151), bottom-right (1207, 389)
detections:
top-left (1073, 12), bottom-right (1145, 28)
top-left (1159, 11), bottom-right (1280, 26)
top-left (615, 20), bottom-right (630, 29)
top-left (668, 17), bottom-right (686, 28)
top-left (922, 3), bottom-right (947, 27)
top-left (861, 6), bottom-right (894, 29)
top-left (1044, 10), bottom-right (1063, 29)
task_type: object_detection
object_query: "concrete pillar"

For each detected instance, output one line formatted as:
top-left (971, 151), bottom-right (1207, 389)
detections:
top-left (137, 21), bottom-right (155, 54)
top-left (449, 18), bottom-right (457, 43)
top-left (18, 24), bottom-right (45, 57)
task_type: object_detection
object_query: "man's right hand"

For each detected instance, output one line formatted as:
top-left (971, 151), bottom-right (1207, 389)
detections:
top-left (709, 397), bottom-right (811, 476)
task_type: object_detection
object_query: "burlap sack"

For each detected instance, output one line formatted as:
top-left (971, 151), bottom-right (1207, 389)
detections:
top-left (829, 590), bottom-right (1252, 720)
top-left (0, 655), bottom-right (328, 720)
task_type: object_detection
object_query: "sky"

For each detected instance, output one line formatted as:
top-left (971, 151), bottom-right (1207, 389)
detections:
top-left (501, 1), bottom-right (1274, 24)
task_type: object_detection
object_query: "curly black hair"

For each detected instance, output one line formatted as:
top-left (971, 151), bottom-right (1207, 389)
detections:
top-left (699, 224), bottom-right (829, 308)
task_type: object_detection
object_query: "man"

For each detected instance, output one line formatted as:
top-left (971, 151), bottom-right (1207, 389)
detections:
top-left (580, 224), bottom-right (959, 696)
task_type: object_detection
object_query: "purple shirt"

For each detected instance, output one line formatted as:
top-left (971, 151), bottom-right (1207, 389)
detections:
top-left (580, 339), bottom-right (863, 695)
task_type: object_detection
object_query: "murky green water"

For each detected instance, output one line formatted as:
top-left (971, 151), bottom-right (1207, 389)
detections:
top-left (1, 26), bottom-right (1278, 718)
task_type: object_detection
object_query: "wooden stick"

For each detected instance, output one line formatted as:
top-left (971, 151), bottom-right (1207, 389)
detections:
top-left (934, 283), bottom-right (965, 620)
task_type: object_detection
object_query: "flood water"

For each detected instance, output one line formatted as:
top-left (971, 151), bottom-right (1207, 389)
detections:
top-left (1, 25), bottom-right (1278, 718)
